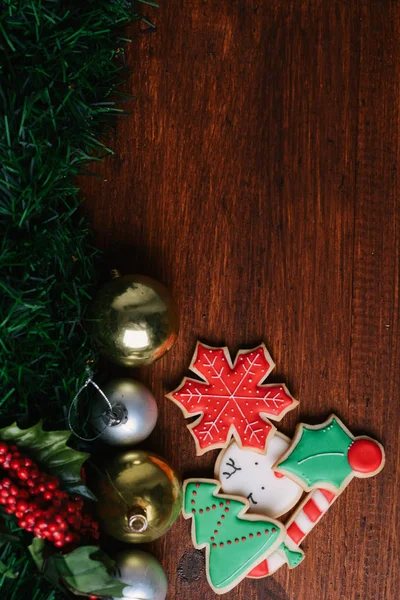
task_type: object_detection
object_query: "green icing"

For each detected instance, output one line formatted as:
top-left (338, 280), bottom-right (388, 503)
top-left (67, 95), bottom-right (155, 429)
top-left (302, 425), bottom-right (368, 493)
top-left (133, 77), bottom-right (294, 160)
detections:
top-left (279, 542), bottom-right (305, 567)
top-left (277, 417), bottom-right (353, 489)
top-left (184, 480), bottom-right (283, 591)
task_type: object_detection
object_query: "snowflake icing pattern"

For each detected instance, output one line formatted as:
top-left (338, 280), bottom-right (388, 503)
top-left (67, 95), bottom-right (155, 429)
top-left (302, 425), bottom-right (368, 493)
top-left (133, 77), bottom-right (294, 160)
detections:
top-left (167, 343), bottom-right (298, 454)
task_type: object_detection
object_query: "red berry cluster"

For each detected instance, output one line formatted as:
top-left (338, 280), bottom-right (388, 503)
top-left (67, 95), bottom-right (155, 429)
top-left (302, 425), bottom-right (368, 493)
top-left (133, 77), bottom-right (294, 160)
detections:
top-left (0, 441), bottom-right (99, 550)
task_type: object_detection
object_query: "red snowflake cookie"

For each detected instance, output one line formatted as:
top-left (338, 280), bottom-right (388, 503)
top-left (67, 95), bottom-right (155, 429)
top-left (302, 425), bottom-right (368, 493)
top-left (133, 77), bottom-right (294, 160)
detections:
top-left (167, 343), bottom-right (298, 455)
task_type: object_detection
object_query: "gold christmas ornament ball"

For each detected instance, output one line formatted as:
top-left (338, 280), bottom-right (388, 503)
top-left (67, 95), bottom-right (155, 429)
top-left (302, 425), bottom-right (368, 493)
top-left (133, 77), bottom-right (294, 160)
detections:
top-left (91, 450), bottom-right (182, 543)
top-left (89, 274), bottom-right (179, 367)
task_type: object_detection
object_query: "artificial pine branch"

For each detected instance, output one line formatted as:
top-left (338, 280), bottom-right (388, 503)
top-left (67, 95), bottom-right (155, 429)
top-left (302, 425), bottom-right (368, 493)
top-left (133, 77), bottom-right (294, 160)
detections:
top-left (0, 0), bottom-right (154, 596)
top-left (0, 0), bottom-right (146, 421)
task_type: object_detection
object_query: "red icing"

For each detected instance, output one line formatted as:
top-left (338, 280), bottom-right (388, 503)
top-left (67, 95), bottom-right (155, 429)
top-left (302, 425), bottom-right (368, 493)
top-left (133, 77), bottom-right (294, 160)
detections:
top-left (348, 439), bottom-right (383, 473)
top-left (273, 471), bottom-right (285, 479)
top-left (319, 488), bottom-right (336, 503)
top-left (248, 559), bottom-right (269, 578)
top-left (303, 498), bottom-right (322, 523)
top-left (287, 522), bottom-right (305, 545)
top-left (170, 343), bottom-right (297, 452)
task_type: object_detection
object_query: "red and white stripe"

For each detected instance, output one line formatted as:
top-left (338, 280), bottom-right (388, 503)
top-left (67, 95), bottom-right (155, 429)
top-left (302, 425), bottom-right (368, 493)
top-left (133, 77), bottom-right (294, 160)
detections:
top-left (248, 488), bottom-right (337, 579)
top-left (248, 551), bottom-right (286, 578)
top-left (286, 488), bottom-right (336, 545)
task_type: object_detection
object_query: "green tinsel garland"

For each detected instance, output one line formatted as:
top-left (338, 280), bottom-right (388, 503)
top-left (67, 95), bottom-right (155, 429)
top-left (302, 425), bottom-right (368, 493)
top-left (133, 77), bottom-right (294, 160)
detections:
top-left (0, 0), bottom-right (154, 596)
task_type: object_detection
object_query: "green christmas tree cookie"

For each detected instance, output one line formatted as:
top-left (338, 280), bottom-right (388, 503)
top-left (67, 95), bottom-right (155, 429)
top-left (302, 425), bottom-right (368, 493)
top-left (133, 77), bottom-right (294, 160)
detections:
top-left (274, 414), bottom-right (385, 493)
top-left (182, 478), bottom-right (285, 594)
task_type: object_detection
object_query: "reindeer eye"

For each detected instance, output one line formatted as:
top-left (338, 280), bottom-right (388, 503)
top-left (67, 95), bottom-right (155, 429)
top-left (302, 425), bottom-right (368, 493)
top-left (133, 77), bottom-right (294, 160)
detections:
top-left (222, 457), bottom-right (242, 479)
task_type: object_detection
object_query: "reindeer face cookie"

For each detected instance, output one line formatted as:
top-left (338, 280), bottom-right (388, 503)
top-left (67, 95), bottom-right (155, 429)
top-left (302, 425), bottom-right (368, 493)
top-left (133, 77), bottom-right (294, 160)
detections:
top-left (215, 433), bottom-right (303, 518)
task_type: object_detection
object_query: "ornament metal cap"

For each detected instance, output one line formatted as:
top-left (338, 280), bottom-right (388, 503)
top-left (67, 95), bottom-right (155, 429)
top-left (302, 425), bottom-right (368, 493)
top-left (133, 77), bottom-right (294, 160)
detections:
top-left (89, 378), bottom-right (158, 446)
top-left (127, 506), bottom-right (148, 533)
top-left (105, 403), bottom-right (129, 427)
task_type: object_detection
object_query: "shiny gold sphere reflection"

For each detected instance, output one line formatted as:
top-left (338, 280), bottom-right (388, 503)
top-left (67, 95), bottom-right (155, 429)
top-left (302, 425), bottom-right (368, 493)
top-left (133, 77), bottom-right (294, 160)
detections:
top-left (91, 450), bottom-right (182, 543)
top-left (88, 274), bottom-right (179, 367)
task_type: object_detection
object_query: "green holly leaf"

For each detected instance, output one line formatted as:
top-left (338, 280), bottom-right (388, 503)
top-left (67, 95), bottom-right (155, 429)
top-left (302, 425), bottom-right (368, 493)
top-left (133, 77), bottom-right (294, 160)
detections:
top-left (276, 416), bottom-right (353, 490)
top-left (28, 538), bottom-right (46, 572)
top-left (49, 546), bottom-right (128, 597)
top-left (28, 537), bottom-right (66, 592)
top-left (28, 541), bottom-right (128, 597)
top-left (66, 483), bottom-right (97, 501)
top-left (0, 422), bottom-right (93, 499)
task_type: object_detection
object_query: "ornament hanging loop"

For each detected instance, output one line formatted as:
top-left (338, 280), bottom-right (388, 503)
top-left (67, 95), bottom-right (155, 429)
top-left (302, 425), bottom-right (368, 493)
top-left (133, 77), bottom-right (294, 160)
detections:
top-left (68, 367), bottom-right (114, 442)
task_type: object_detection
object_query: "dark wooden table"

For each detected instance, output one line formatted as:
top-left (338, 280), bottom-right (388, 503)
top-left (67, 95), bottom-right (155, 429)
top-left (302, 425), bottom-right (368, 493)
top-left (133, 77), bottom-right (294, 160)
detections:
top-left (80, 2), bottom-right (399, 599)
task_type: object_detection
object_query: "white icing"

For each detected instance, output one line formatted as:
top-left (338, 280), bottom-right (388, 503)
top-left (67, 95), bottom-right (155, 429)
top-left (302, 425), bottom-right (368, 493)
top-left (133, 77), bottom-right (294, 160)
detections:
top-left (216, 434), bottom-right (303, 518)
top-left (293, 511), bottom-right (313, 534)
top-left (312, 489), bottom-right (331, 512)
top-left (267, 551), bottom-right (286, 574)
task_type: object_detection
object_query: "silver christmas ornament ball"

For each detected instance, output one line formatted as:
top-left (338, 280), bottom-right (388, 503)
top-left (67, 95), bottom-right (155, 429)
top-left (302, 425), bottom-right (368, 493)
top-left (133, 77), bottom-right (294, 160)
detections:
top-left (113, 550), bottom-right (168, 600)
top-left (90, 378), bottom-right (158, 446)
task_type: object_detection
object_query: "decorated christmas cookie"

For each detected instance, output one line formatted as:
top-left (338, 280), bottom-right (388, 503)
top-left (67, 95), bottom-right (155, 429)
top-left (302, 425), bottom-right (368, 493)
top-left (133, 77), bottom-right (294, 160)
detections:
top-left (248, 539), bottom-right (305, 578)
top-left (243, 415), bottom-right (386, 579)
top-left (167, 343), bottom-right (298, 455)
top-left (215, 416), bottom-right (385, 580)
top-left (215, 432), bottom-right (303, 518)
top-left (273, 414), bottom-right (385, 493)
top-left (283, 487), bottom-right (337, 548)
top-left (248, 487), bottom-right (335, 578)
top-left (182, 478), bottom-right (285, 594)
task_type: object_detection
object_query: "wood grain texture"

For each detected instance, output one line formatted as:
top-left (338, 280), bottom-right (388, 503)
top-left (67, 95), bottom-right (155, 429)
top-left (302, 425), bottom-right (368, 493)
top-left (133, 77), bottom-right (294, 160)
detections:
top-left (79, 1), bottom-right (399, 598)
